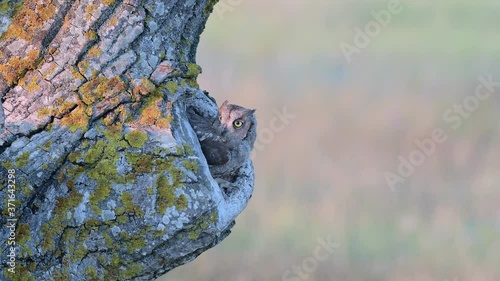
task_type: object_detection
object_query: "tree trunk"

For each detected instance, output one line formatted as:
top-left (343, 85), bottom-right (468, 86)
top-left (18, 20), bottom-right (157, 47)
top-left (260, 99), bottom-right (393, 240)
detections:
top-left (0, 1), bottom-right (254, 280)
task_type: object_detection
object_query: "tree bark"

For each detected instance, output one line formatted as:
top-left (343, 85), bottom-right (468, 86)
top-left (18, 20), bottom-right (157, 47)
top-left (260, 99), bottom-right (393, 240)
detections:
top-left (0, 1), bottom-right (254, 280)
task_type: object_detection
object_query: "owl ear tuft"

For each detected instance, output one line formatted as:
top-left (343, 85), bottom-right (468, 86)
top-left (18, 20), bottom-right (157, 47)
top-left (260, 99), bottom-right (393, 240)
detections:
top-left (249, 109), bottom-right (256, 114)
top-left (221, 100), bottom-right (229, 108)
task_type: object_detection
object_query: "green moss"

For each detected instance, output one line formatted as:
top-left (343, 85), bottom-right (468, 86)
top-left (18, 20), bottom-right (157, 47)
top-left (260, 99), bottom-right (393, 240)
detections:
top-left (20, 181), bottom-right (32, 197)
top-left (89, 188), bottom-right (109, 215)
top-left (124, 173), bottom-right (137, 183)
top-left (84, 218), bottom-right (101, 228)
top-left (82, 136), bottom-right (128, 215)
top-left (120, 192), bottom-right (144, 217)
top-left (97, 255), bottom-right (106, 265)
top-left (40, 188), bottom-right (83, 249)
top-left (126, 153), bottom-right (153, 173)
top-left (16, 223), bottom-right (31, 245)
top-left (65, 165), bottom-right (85, 179)
top-left (174, 194), bottom-right (188, 211)
top-left (85, 266), bottom-right (99, 281)
top-left (67, 178), bottom-right (74, 189)
top-left (115, 206), bottom-right (125, 216)
top-left (81, 140), bottom-right (90, 149)
top-left (15, 151), bottom-right (30, 168)
top-left (67, 152), bottom-right (79, 163)
top-left (116, 215), bottom-right (128, 224)
top-left (110, 254), bottom-right (121, 266)
top-left (186, 63), bottom-right (201, 78)
top-left (102, 125), bottom-right (125, 143)
top-left (182, 78), bottom-right (199, 88)
top-left (84, 140), bottom-right (106, 164)
top-left (41, 223), bottom-right (55, 251)
top-left (152, 228), bottom-right (167, 237)
top-left (55, 189), bottom-right (83, 214)
top-left (155, 174), bottom-right (175, 214)
top-left (147, 187), bottom-right (153, 195)
top-left (103, 232), bottom-right (113, 246)
top-left (187, 211), bottom-right (218, 240)
top-left (125, 130), bottom-right (148, 148)
top-left (182, 144), bottom-right (194, 156)
top-left (53, 267), bottom-right (70, 281)
top-left (165, 80), bottom-right (178, 94)
top-left (2, 161), bottom-right (13, 169)
top-left (88, 156), bottom-right (122, 215)
top-left (182, 159), bottom-right (199, 172)
top-left (119, 263), bottom-right (143, 279)
top-left (62, 229), bottom-right (77, 242)
top-left (126, 237), bottom-right (146, 254)
top-left (43, 140), bottom-right (52, 151)
top-left (187, 229), bottom-right (200, 240)
top-left (102, 143), bottom-right (123, 160)
top-left (141, 77), bottom-right (157, 92)
top-left (0, 1), bottom-right (10, 13)
top-left (88, 158), bottom-right (118, 181)
top-left (104, 258), bottom-right (122, 279)
top-left (73, 244), bottom-right (88, 262)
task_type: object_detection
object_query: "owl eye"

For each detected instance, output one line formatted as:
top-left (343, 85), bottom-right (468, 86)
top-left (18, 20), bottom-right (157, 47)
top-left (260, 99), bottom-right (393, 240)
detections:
top-left (233, 120), bottom-right (244, 128)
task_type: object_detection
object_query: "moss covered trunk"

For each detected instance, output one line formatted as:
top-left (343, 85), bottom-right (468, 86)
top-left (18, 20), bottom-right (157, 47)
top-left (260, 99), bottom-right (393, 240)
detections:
top-left (0, 0), bottom-right (254, 280)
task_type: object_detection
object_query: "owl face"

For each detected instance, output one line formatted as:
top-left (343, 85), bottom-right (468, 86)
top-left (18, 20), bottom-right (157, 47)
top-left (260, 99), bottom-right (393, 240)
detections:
top-left (218, 101), bottom-right (256, 140)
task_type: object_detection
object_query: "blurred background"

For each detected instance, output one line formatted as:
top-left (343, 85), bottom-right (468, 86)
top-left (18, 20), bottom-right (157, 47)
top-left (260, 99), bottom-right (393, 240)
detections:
top-left (161, 0), bottom-right (500, 280)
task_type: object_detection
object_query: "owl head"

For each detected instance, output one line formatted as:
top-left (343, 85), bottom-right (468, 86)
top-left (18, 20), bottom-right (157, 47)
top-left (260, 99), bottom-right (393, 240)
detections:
top-left (218, 100), bottom-right (256, 140)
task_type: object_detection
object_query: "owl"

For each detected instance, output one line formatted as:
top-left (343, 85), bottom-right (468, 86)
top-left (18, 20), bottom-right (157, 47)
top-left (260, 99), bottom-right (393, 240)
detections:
top-left (188, 100), bottom-right (257, 182)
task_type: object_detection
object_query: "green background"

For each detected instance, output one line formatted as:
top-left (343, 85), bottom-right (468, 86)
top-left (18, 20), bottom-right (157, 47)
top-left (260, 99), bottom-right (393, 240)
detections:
top-left (161, 1), bottom-right (500, 280)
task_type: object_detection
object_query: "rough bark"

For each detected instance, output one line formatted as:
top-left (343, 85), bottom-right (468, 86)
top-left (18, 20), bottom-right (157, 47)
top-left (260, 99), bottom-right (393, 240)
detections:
top-left (0, 0), bottom-right (254, 280)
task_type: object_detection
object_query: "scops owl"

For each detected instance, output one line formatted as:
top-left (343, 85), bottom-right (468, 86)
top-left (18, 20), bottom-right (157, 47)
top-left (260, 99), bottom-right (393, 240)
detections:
top-left (188, 100), bottom-right (257, 182)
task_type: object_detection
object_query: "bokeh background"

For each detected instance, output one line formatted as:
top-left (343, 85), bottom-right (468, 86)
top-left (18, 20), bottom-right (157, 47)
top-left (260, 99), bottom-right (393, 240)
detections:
top-left (160, 1), bottom-right (500, 280)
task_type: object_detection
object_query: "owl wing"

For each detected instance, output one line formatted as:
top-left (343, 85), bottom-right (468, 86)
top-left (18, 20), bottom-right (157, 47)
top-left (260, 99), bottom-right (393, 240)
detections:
top-left (200, 139), bottom-right (230, 166)
top-left (188, 110), bottom-right (220, 138)
top-left (187, 109), bottom-right (229, 165)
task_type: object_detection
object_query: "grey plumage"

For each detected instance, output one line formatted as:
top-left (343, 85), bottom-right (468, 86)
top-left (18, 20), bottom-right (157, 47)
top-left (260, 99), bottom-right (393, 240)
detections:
top-left (188, 100), bottom-right (257, 182)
